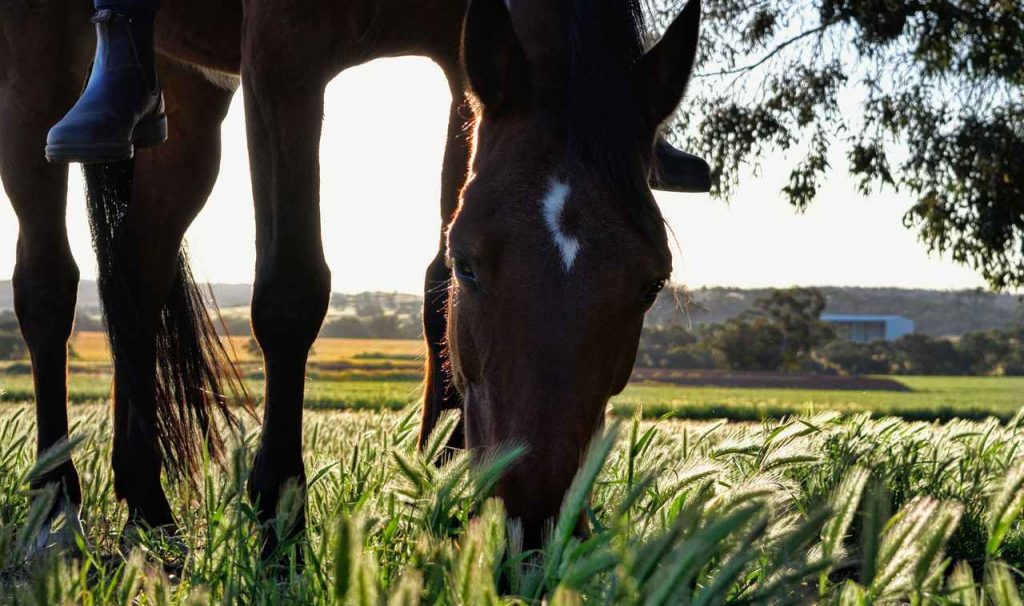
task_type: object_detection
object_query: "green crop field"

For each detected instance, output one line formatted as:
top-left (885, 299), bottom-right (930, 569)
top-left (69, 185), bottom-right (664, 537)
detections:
top-left (613, 376), bottom-right (1024, 422)
top-left (3, 365), bottom-right (1021, 423)
top-left (3, 332), bottom-right (1004, 423)
top-left (1, 405), bottom-right (1023, 602)
top-left (2, 336), bottom-right (1024, 600)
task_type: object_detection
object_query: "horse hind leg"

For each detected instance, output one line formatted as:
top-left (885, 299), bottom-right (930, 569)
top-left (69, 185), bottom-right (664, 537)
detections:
top-left (84, 56), bottom-right (240, 541)
top-left (0, 1), bottom-right (92, 553)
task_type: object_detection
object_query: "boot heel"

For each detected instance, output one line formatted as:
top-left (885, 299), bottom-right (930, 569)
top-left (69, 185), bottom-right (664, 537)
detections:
top-left (133, 113), bottom-right (167, 149)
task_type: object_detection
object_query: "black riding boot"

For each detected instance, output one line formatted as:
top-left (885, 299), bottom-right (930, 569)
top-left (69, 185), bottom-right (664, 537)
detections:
top-left (46, 2), bottom-right (165, 164)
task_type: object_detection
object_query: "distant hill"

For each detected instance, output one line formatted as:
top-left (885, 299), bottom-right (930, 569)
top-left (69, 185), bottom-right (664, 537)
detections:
top-left (0, 281), bottom-right (1020, 337)
top-left (647, 286), bottom-right (1023, 336)
top-left (0, 280), bottom-right (248, 313)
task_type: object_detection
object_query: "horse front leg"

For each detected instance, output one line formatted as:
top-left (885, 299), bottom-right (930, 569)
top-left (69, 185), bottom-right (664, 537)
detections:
top-left (242, 19), bottom-right (331, 563)
top-left (0, 1), bottom-right (92, 553)
top-left (419, 85), bottom-right (473, 451)
top-left (5, 134), bottom-right (84, 553)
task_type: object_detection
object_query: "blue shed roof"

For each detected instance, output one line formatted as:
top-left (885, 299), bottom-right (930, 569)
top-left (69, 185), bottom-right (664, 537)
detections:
top-left (821, 314), bottom-right (911, 323)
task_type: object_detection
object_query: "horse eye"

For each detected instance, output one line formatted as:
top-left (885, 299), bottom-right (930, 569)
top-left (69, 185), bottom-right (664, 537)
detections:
top-left (642, 279), bottom-right (666, 309)
top-left (453, 256), bottom-right (477, 285)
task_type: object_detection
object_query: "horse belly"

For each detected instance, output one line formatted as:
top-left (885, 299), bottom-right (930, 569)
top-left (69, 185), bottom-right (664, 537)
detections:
top-left (157, 0), bottom-right (243, 75)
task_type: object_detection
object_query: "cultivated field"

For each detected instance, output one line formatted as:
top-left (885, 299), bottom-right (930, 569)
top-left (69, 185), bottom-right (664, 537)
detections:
top-left (2, 334), bottom-right (1024, 600)
top-left (2, 333), bottom-right (1022, 422)
top-left (0, 405), bottom-right (1022, 602)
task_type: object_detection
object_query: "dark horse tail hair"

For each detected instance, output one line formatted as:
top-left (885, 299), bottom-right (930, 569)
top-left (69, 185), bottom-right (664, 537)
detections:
top-left (83, 160), bottom-right (252, 489)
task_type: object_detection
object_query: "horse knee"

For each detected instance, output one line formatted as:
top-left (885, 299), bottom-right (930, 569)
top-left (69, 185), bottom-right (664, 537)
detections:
top-left (252, 259), bottom-right (331, 357)
top-left (12, 254), bottom-right (79, 352)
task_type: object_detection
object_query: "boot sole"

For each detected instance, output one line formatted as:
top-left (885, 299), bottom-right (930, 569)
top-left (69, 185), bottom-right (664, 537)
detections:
top-left (45, 113), bottom-right (168, 164)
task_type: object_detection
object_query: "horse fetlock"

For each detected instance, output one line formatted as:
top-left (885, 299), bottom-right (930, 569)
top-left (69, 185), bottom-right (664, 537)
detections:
top-left (247, 451), bottom-right (306, 519)
top-left (114, 468), bottom-right (176, 530)
top-left (31, 461), bottom-right (82, 508)
top-left (248, 454), bottom-right (307, 563)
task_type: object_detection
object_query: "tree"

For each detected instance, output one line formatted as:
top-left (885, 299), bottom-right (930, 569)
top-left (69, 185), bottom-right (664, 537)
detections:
top-left (320, 314), bottom-right (420, 340)
top-left (707, 316), bottom-right (786, 370)
top-left (957, 329), bottom-right (1011, 374)
top-left (890, 333), bottom-right (968, 375)
top-left (0, 334), bottom-right (26, 361)
top-left (321, 317), bottom-right (371, 339)
top-left (816, 340), bottom-right (894, 375)
top-left (368, 314), bottom-right (403, 340)
top-left (956, 326), bottom-right (1024, 375)
top-left (0, 310), bottom-right (18, 333)
top-left (637, 324), bottom-right (715, 368)
top-left (0, 311), bottom-right (27, 361)
top-left (704, 287), bottom-right (835, 371)
top-left (648, 0), bottom-right (1024, 289)
top-left (749, 287), bottom-right (835, 369)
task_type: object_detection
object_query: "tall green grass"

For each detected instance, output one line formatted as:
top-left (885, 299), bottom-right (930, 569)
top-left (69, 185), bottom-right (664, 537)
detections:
top-left (0, 405), bottom-right (1022, 603)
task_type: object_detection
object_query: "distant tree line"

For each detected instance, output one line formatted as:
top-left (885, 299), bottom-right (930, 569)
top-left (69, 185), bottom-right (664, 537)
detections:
top-left (639, 288), bottom-right (1024, 376)
top-left (4, 282), bottom-right (1021, 340)
top-left (3, 287), bottom-right (1020, 375)
top-left (638, 287), bottom-right (836, 372)
top-left (201, 311), bottom-right (421, 341)
top-left (319, 314), bottom-right (421, 340)
top-left (644, 286), bottom-right (1023, 337)
top-left (0, 311), bottom-right (26, 361)
top-left (812, 330), bottom-right (1024, 377)
top-left (223, 313), bottom-right (422, 340)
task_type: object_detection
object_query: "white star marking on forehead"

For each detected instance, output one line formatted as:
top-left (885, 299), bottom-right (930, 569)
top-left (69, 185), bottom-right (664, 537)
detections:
top-left (541, 179), bottom-right (581, 271)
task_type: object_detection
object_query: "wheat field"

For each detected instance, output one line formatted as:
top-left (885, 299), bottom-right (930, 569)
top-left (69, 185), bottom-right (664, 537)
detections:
top-left (0, 404), bottom-right (1022, 603)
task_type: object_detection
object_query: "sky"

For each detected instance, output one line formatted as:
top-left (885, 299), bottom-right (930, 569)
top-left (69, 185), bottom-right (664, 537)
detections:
top-left (0, 57), bottom-right (989, 295)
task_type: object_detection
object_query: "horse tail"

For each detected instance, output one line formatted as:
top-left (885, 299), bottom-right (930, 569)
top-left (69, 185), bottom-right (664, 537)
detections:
top-left (83, 159), bottom-right (252, 488)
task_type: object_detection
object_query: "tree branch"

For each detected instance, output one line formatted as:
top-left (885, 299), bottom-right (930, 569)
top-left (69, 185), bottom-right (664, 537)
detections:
top-left (695, 22), bottom-right (833, 78)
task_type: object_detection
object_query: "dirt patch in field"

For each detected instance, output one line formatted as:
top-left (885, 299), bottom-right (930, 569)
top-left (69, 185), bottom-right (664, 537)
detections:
top-left (630, 368), bottom-right (912, 392)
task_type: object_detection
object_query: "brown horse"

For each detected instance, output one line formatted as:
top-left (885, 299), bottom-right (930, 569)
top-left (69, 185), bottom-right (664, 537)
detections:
top-left (0, 0), bottom-right (706, 557)
top-left (450, 0), bottom-right (701, 546)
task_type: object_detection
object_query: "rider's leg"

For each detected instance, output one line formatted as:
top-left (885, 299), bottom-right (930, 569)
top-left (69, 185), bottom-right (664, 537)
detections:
top-left (45, 0), bottom-right (165, 164)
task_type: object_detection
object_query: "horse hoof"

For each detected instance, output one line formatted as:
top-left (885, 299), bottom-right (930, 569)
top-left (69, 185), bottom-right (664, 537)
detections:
top-left (118, 521), bottom-right (189, 567)
top-left (262, 545), bottom-right (306, 581)
top-left (26, 498), bottom-right (88, 560)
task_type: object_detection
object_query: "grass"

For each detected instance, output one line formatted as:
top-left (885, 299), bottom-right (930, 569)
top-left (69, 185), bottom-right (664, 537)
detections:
top-left (2, 336), bottom-right (1019, 601)
top-left (0, 405), bottom-right (1022, 603)
top-left (613, 376), bottom-right (1024, 422)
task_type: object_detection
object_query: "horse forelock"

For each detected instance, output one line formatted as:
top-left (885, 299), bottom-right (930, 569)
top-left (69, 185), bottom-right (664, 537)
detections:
top-left (562, 0), bottom-right (662, 234)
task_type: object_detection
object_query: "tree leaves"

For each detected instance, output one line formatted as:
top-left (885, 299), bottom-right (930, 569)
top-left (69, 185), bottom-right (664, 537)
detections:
top-left (650, 0), bottom-right (1024, 289)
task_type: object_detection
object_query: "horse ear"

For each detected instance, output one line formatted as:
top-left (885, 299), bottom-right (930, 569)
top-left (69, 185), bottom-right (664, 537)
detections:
top-left (633, 0), bottom-right (701, 127)
top-left (649, 137), bottom-right (712, 193)
top-left (462, 0), bottom-right (530, 110)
